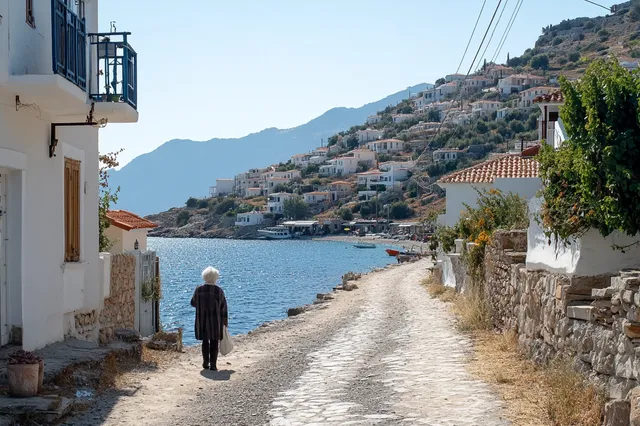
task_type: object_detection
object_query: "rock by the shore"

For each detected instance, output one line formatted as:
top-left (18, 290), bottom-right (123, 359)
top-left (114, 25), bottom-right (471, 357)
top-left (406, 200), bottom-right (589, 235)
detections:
top-left (343, 282), bottom-right (359, 291)
top-left (287, 306), bottom-right (307, 317)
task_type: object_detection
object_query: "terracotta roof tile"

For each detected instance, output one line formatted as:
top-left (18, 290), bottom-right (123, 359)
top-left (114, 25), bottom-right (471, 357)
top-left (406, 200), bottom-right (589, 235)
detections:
top-left (533, 90), bottom-right (563, 104)
top-left (107, 210), bottom-right (158, 231)
top-left (437, 154), bottom-right (539, 184)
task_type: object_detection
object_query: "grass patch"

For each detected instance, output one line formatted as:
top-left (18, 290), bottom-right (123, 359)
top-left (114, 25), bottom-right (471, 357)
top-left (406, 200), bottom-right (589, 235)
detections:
top-left (546, 360), bottom-right (604, 426)
top-left (452, 287), bottom-right (492, 332)
top-left (422, 276), bottom-right (457, 302)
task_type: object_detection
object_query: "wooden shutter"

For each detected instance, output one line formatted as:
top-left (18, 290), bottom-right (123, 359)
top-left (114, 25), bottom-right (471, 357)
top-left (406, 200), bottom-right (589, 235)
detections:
top-left (64, 158), bottom-right (81, 262)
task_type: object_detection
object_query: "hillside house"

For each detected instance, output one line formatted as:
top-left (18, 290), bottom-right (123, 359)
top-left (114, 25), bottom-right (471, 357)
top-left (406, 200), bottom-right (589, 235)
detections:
top-left (392, 113), bottom-right (415, 124)
top-left (407, 121), bottom-right (439, 134)
top-left (433, 82), bottom-right (458, 102)
top-left (518, 87), bottom-right (556, 108)
top-left (498, 74), bottom-right (547, 94)
top-left (485, 65), bottom-right (515, 80)
top-left (433, 149), bottom-right (461, 163)
top-left (349, 148), bottom-right (377, 166)
top-left (470, 100), bottom-right (502, 116)
top-left (356, 129), bottom-right (384, 144)
top-left (365, 139), bottom-right (404, 154)
top-left (263, 177), bottom-right (289, 195)
top-left (320, 156), bottom-right (359, 177)
top-left (261, 169), bottom-right (301, 183)
top-left (312, 147), bottom-right (330, 157)
top-left (303, 191), bottom-right (331, 204)
top-left (246, 187), bottom-right (261, 197)
top-left (235, 212), bottom-right (265, 227)
top-left (326, 181), bottom-right (353, 201)
top-left (462, 76), bottom-right (492, 91)
top-left (105, 211), bottom-right (158, 254)
top-left (291, 153), bottom-right (312, 167)
top-left (267, 193), bottom-right (295, 215)
top-left (210, 178), bottom-right (234, 197)
top-left (234, 168), bottom-right (266, 197)
top-left (496, 107), bottom-right (511, 120)
top-left (366, 115), bottom-right (382, 124)
top-left (0, 1), bottom-right (140, 350)
top-left (436, 150), bottom-right (541, 227)
top-left (379, 160), bottom-right (414, 171)
top-left (619, 57), bottom-right (640, 71)
top-left (445, 73), bottom-right (466, 83)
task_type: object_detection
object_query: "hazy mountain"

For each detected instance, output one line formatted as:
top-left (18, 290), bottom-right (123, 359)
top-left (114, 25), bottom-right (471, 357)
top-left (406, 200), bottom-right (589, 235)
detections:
top-left (109, 83), bottom-right (430, 215)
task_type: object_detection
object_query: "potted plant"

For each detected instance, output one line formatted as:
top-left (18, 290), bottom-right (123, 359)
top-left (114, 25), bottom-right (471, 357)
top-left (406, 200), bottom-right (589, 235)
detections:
top-left (7, 350), bottom-right (42, 397)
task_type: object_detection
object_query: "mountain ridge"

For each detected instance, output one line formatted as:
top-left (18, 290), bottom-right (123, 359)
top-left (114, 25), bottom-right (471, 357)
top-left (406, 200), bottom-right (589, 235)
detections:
top-left (109, 83), bottom-right (431, 215)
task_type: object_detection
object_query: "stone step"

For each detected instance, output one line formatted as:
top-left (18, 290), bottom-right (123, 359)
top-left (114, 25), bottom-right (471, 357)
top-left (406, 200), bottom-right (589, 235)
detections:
top-left (0, 395), bottom-right (73, 424)
top-left (566, 305), bottom-right (594, 322)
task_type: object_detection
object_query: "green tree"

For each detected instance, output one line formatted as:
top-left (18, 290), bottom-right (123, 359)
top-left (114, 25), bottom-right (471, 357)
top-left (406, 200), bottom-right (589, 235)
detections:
top-left (427, 109), bottom-right (441, 122)
top-left (98, 150), bottom-right (123, 252)
top-left (283, 197), bottom-right (309, 220)
top-left (303, 163), bottom-right (320, 176)
top-left (176, 211), bottom-right (191, 227)
top-left (345, 134), bottom-right (359, 150)
top-left (538, 59), bottom-right (640, 249)
top-left (327, 135), bottom-right (339, 146)
top-left (339, 208), bottom-right (353, 221)
top-left (568, 51), bottom-right (580, 63)
top-left (435, 77), bottom-right (446, 86)
top-left (214, 198), bottom-right (236, 215)
top-left (198, 199), bottom-right (209, 209)
top-left (530, 54), bottom-right (550, 70)
top-left (389, 202), bottom-right (414, 219)
top-left (185, 197), bottom-right (198, 208)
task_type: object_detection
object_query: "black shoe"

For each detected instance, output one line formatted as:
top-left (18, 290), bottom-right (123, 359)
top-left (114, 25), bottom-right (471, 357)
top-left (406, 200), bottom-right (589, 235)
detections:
top-left (209, 366), bottom-right (217, 371)
top-left (202, 363), bottom-right (209, 369)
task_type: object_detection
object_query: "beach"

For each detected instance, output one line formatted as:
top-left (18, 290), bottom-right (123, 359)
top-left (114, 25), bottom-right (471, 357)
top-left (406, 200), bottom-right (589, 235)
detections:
top-left (67, 259), bottom-right (506, 426)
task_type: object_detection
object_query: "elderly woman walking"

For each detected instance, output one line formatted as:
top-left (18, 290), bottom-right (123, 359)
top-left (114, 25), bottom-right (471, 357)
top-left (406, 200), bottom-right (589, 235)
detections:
top-left (190, 267), bottom-right (229, 370)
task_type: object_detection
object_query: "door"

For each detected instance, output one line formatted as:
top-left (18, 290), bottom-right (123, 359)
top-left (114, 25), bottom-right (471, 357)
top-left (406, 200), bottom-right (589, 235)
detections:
top-left (0, 171), bottom-right (8, 345)
top-left (138, 251), bottom-right (157, 337)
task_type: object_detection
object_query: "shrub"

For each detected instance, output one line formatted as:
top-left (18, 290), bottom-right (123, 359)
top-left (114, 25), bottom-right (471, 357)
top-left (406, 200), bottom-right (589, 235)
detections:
top-left (596, 28), bottom-right (609, 37)
top-left (214, 198), bottom-right (236, 215)
top-left (185, 197), bottom-right (198, 208)
top-left (338, 208), bottom-right (353, 221)
top-left (530, 54), bottom-right (550, 70)
top-left (632, 49), bottom-right (640, 59)
top-left (198, 199), bottom-right (209, 209)
top-left (176, 211), bottom-right (191, 227)
top-left (557, 57), bottom-right (568, 65)
top-left (584, 20), bottom-right (595, 29)
top-left (552, 36), bottom-right (563, 46)
top-left (389, 202), bottom-right (414, 219)
top-left (568, 51), bottom-right (581, 62)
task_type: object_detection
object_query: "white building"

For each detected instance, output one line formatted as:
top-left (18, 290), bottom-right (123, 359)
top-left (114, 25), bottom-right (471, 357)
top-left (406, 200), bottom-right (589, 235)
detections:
top-left (366, 115), bottom-right (382, 124)
top-left (349, 148), bottom-right (377, 166)
top-left (496, 107), bottom-right (511, 120)
top-left (462, 76), bottom-right (491, 91)
top-left (291, 153), bottom-right (312, 167)
top-left (235, 211), bottom-right (265, 227)
top-left (533, 90), bottom-right (565, 147)
top-left (470, 100), bottom-right (502, 116)
top-left (365, 139), bottom-right (404, 154)
top-left (210, 178), bottom-right (234, 197)
top-left (325, 180), bottom-right (353, 201)
top-left (303, 191), bottom-right (331, 204)
top-left (498, 74), bottom-right (547, 94)
top-left (407, 121), bottom-right (439, 134)
top-left (619, 57), bottom-right (640, 71)
top-left (105, 211), bottom-right (157, 254)
top-left (392, 114), bottom-right (415, 124)
top-left (356, 129), bottom-right (384, 144)
top-left (436, 152), bottom-right (541, 227)
top-left (0, 1), bottom-right (139, 350)
top-left (485, 65), bottom-right (515, 80)
top-left (234, 168), bottom-right (266, 197)
top-left (445, 73), bottom-right (466, 83)
top-left (433, 149), bottom-right (461, 163)
top-left (518, 86), bottom-right (555, 109)
top-left (267, 193), bottom-right (295, 215)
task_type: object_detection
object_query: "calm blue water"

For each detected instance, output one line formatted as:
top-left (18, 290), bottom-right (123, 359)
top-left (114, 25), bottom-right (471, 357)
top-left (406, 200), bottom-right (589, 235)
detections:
top-left (148, 237), bottom-right (399, 345)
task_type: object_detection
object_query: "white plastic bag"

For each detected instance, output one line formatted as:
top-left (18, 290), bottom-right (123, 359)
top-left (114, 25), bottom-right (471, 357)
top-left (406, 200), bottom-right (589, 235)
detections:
top-left (219, 326), bottom-right (234, 356)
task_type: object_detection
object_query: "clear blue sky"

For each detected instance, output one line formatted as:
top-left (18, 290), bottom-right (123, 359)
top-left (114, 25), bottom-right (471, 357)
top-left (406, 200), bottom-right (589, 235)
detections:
top-left (98, 0), bottom-right (616, 166)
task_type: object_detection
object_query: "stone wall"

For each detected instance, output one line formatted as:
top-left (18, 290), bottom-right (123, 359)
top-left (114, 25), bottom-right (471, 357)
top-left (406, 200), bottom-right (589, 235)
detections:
top-left (99, 254), bottom-right (136, 343)
top-left (442, 230), bottom-right (640, 423)
top-left (74, 310), bottom-right (99, 341)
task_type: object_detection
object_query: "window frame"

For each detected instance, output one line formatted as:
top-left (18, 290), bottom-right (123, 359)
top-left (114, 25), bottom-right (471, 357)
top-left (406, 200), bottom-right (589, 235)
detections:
top-left (26, 0), bottom-right (35, 28)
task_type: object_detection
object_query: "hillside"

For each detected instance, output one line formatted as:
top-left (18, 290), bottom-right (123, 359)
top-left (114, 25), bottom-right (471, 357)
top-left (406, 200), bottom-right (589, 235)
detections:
top-left (109, 83), bottom-right (431, 216)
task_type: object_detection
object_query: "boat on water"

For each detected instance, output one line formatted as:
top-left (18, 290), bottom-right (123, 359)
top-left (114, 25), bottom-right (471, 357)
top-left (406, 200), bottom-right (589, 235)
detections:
top-left (354, 242), bottom-right (376, 249)
top-left (385, 248), bottom-right (400, 257)
top-left (258, 226), bottom-right (291, 240)
top-left (385, 247), bottom-right (421, 257)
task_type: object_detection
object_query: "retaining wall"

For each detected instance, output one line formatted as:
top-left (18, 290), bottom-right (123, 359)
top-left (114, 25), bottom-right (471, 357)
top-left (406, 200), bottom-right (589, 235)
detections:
top-left (99, 254), bottom-right (136, 343)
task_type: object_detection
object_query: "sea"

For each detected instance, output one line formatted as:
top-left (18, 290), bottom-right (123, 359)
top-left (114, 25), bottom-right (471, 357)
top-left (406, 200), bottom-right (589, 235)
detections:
top-left (148, 237), bottom-right (400, 345)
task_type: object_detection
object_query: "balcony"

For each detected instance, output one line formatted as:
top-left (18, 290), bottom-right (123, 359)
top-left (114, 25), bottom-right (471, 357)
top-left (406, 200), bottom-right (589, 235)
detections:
top-left (52, 0), bottom-right (87, 91)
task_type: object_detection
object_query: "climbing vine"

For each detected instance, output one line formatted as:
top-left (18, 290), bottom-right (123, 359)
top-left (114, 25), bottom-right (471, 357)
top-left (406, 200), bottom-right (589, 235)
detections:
top-left (538, 59), bottom-right (640, 251)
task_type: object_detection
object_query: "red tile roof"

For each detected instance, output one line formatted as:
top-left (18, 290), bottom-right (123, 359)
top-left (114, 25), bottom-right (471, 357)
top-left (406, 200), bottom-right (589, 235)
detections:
top-left (437, 154), bottom-right (539, 184)
top-left (106, 210), bottom-right (158, 231)
top-left (533, 90), bottom-right (564, 104)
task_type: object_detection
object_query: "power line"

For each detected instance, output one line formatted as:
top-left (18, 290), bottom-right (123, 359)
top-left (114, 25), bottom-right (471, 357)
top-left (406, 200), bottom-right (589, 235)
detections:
top-left (583, 0), bottom-right (610, 11)
top-left (456, 0), bottom-right (488, 74)
top-left (479, 0), bottom-right (510, 68)
top-left (413, 0), bottom-right (505, 178)
top-left (491, 0), bottom-right (523, 64)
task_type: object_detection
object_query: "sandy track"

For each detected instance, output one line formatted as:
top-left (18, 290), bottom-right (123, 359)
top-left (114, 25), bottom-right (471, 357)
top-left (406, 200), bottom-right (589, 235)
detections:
top-left (67, 259), bottom-right (507, 426)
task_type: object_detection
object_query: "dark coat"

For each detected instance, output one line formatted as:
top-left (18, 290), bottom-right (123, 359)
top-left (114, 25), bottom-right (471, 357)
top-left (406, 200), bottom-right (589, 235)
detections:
top-left (190, 284), bottom-right (228, 341)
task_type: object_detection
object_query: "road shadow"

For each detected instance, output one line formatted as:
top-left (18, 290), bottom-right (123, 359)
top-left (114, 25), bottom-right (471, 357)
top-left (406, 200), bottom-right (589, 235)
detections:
top-left (199, 369), bottom-right (235, 381)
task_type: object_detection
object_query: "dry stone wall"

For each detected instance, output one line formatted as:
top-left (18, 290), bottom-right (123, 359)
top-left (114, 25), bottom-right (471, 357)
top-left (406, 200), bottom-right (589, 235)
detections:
top-left (99, 254), bottom-right (136, 343)
top-left (468, 230), bottom-right (640, 424)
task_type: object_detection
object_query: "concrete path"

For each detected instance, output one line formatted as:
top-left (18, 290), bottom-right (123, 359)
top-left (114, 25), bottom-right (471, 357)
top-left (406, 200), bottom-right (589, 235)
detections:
top-left (67, 259), bottom-right (508, 426)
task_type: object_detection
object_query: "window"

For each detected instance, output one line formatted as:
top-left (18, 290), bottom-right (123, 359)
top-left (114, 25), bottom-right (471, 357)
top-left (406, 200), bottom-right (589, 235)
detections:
top-left (26, 0), bottom-right (35, 27)
top-left (64, 158), bottom-right (81, 262)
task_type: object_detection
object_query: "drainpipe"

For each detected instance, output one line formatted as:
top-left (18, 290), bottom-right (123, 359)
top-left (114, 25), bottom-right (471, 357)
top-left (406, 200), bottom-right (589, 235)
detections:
top-left (543, 105), bottom-right (548, 144)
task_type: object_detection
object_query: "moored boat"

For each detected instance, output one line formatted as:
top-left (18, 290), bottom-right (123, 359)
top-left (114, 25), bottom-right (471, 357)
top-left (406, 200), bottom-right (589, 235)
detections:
top-left (385, 248), bottom-right (400, 257)
top-left (354, 242), bottom-right (376, 249)
top-left (258, 226), bottom-right (291, 240)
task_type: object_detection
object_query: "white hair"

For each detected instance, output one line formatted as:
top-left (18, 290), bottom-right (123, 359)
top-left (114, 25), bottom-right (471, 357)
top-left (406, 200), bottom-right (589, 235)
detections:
top-left (202, 267), bottom-right (220, 285)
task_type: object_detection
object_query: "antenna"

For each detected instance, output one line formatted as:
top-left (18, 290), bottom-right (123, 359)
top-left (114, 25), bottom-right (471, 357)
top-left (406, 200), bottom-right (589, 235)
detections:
top-left (110, 21), bottom-right (116, 33)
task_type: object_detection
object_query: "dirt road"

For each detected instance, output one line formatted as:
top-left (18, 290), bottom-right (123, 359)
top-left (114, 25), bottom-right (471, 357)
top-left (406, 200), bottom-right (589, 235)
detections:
top-left (67, 259), bottom-right (508, 426)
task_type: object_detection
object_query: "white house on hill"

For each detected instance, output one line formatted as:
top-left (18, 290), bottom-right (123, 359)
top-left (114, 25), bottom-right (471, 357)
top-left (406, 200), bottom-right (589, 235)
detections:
top-left (356, 129), bottom-right (384, 144)
top-left (235, 211), bottom-right (265, 227)
top-left (0, 1), bottom-right (140, 350)
top-left (267, 193), bottom-right (295, 214)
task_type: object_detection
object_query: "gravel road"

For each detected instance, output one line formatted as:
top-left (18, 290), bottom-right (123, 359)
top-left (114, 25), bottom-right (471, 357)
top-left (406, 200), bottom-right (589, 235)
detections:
top-left (66, 259), bottom-right (508, 426)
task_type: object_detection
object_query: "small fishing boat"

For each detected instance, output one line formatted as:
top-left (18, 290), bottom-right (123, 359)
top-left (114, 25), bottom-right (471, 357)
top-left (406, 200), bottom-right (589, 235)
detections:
top-left (258, 226), bottom-right (291, 240)
top-left (385, 248), bottom-right (400, 257)
top-left (354, 242), bottom-right (376, 249)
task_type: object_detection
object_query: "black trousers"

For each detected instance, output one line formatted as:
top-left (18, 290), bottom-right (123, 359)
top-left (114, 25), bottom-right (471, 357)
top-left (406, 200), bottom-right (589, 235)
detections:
top-left (202, 339), bottom-right (219, 368)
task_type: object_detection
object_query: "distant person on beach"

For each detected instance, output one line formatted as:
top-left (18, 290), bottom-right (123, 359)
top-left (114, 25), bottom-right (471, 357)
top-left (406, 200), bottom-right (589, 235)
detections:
top-left (190, 267), bottom-right (229, 370)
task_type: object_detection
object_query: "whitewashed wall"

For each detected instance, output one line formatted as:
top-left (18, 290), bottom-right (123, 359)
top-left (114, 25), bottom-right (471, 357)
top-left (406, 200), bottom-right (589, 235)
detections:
top-left (527, 196), bottom-right (640, 276)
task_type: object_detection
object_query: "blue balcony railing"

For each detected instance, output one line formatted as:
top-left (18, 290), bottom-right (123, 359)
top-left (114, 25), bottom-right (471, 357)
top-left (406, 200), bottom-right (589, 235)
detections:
top-left (51, 0), bottom-right (87, 91)
top-left (88, 32), bottom-right (137, 109)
